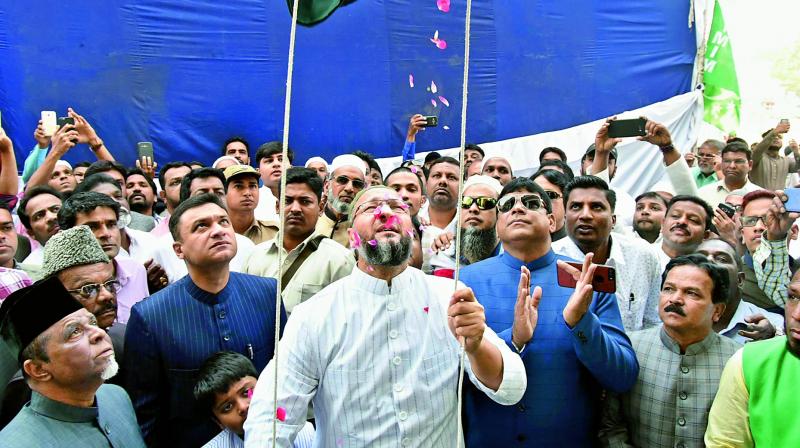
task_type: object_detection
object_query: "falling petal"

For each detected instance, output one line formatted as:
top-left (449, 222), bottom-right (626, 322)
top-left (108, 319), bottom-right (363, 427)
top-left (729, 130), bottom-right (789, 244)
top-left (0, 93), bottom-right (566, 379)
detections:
top-left (276, 407), bottom-right (287, 422)
top-left (434, 30), bottom-right (439, 41)
top-left (443, 125), bottom-right (450, 130)
top-left (406, 229), bottom-right (415, 237)
top-left (367, 265), bottom-right (375, 272)
top-left (408, 74), bottom-right (414, 88)
top-left (399, 202), bottom-right (410, 210)
top-left (247, 388), bottom-right (253, 400)
top-left (438, 96), bottom-right (449, 107)
top-left (429, 38), bottom-right (439, 46)
top-left (431, 81), bottom-right (438, 94)
top-left (385, 215), bottom-right (400, 228)
top-left (368, 239), bottom-right (378, 247)
top-left (352, 232), bottom-right (362, 248)
top-left (424, 306), bottom-right (430, 313)
top-left (437, 0), bottom-right (450, 12)
top-left (410, 166), bottom-right (418, 174)
top-left (431, 99), bottom-right (437, 107)
top-left (436, 39), bottom-right (447, 50)
top-left (374, 205), bottom-right (385, 219)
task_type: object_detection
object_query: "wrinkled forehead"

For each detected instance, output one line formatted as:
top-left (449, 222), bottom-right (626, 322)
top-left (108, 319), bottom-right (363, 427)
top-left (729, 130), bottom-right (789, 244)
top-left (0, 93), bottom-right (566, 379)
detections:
top-left (352, 187), bottom-right (400, 211)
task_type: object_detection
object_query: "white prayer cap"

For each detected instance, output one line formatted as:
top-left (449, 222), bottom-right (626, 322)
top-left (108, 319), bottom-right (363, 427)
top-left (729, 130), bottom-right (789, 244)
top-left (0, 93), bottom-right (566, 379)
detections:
top-left (330, 154), bottom-right (367, 175)
top-left (55, 160), bottom-right (72, 170)
top-left (212, 156), bottom-right (240, 169)
top-left (464, 175), bottom-right (503, 195)
top-left (305, 157), bottom-right (328, 169)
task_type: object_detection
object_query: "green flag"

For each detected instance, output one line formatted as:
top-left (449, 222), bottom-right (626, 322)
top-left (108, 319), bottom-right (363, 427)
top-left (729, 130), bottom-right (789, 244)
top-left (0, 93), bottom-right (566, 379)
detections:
top-left (703, 1), bottom-right (741, 133)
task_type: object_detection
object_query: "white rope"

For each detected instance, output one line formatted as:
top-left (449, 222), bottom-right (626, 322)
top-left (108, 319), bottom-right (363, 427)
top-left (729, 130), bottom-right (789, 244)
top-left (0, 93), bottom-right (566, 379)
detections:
top-left (453, 0), bottom-right (474, 446)
top-left (272, 0), bottom-right (300, 446)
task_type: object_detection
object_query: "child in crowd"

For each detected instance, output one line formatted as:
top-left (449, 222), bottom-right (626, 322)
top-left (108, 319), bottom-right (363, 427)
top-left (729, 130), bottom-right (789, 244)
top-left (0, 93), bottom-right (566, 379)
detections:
top-left (194, 351), bottom-right (315, 448)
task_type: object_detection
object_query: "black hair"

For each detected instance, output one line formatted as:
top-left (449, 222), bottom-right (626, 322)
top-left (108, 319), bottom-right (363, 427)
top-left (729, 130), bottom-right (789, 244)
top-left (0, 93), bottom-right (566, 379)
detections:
top-left (530, 169), bottom-right (569, 193)
top-left (84, 160), bottom-right (128, 181)
top-left (193, 351), bottom-right (258, 417)
top-left (179, 168), bottom-right (227, 202)
top-left (666, 195), bottom-right (714, 230)
top-left (169, 194), bottom-right (228, 242)
top-left (188, 161), bottom-right (204, 168)
top-left (222, 136), bottom-right (250, 157)
top-left (721, 141), bottom-right (752, 161)
top-left (278, 167), bottom-right (324, 200)
top-left (384, 166), bottom-right (426, 195)
top-left (158, 161), bottom-right (193, 190)
top-left (73, 161), bottom-right (92, 169)
top-left (428, 156), bottom-right (461, 172)
top-left (539, 146), bottom-right (567, 163)
top-left (58, 191), bottom-right (120, 230)
top-left (563, 176), bottom-right (617, 213)
top-left (352, 151), bottom-right (382, 176)
top-left (18, 186), bottom-right (64, 231)
top-left (255, 141), bottom-right (294, 165)
top-left (125, 168), bottom-right (158, 195)
top-left (73, 174), bottom-right (121, 196)
top-left (635, 191), bottom-right (669, 208)
top-left (662, 254), bottom-right (729, 304)
top-left (538, 159), bottom-right (575, 180)
top-left (465, 143), bottom-right (484, 158)
top-left (424, 152), bottom-right (441, 164)
top-left (498, 177), bottom-right (552, 213)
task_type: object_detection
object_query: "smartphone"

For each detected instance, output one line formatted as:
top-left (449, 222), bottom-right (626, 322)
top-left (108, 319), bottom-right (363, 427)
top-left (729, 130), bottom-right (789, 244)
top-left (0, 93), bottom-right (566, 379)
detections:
top-left (41, 111), bottom-right (57, 136)
top-left (785, 188), bottom-right (800, 213)
top-left (137, 142), bottom-right (154, 160)
top-left (557, 261), bottom-right (617, 294)
top-left (423, 116), bottom-right (438, 127)
top-left (57, 116), bottom-right (75, 130)
top-left (607, 118), bottom-right (646, 138)
top-left (718, 202), bottom-right (736, 218)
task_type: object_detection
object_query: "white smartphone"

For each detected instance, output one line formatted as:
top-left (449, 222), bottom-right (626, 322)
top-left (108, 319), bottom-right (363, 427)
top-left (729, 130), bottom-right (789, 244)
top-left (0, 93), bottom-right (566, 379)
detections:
top-left (41, 111), bottom-right (57, 137)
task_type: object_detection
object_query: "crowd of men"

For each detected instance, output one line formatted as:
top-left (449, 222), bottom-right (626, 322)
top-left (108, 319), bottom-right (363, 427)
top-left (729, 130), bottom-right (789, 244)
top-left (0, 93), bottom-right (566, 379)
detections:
top-left (0, 109), bottom-right (798, 447)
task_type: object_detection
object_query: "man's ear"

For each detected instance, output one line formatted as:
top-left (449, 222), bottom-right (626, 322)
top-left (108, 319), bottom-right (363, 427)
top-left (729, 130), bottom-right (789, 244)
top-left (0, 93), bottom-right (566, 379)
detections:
top-left (22, 359), bottom-right (51, 383)
top-left (159, 190), bottom-right (166, 200)
top-left (711, 302), bottom-right (726, 323)
top-left (173, 240), bottom-right (185, 260)
top-left (703, 229), bottom-right (711, 240)
top-left (611, 214), bottom-right (617, 227)
top-left (737, 271), bottom-right (746, 288)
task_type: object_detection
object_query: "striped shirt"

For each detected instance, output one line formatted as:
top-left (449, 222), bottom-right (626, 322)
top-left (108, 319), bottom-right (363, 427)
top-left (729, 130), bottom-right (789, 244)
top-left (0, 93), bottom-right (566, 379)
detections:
top-left (244, 265), bottom-right (526, 447)
top-left (205, 424), bottom-right (314, 448)
top-left (752, 238), bottom-right (791, 307)
top-left (0, 267), bottom-right (32, 302)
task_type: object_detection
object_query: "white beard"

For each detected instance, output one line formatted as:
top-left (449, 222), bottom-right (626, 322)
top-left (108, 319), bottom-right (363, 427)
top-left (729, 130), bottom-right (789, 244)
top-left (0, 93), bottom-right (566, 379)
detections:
top-left (101, 356), bottom-right (119, 381)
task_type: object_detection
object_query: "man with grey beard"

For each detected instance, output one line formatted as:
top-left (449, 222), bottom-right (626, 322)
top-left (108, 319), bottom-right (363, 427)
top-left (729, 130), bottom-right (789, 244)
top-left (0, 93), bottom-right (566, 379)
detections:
top-left (430, 175), bottom-right (503, 278)
top-left (315, 154), bottom-right (367, 248)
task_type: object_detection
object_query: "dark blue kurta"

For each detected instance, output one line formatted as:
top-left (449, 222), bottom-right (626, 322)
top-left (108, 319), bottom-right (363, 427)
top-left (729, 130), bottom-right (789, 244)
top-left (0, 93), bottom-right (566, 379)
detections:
top-left (123, 272), bottom-right (285, 448)
top-left (460, 250), bottom-right (638, 447)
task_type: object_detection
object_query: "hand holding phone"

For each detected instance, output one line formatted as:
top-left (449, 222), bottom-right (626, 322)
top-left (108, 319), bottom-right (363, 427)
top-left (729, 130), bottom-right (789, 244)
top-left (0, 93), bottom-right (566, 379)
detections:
top-left (558, 254), bottom-right (613, 328)
top-left (422, 116), bottom-right (438, 127)
top-left (718, 202), bottom-right (736, 218)
top-left (41, 111), bottom-right (57, 137)
top-left (557, 260), bottom-right (616, 293)
top-left (607, 118), bottom-right (646, 138)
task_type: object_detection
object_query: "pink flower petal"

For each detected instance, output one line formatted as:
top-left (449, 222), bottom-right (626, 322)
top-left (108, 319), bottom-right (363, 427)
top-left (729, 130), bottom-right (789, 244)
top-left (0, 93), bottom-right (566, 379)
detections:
top-left (423, 306), bottom-right (430, 313)
top-left (438, 96), bottom-right (449, 107)
top-left (429, 38), bottom-right (439, 45)
top-left (434, 30), bottom-right (439, 41)
top-left (374, 204), bottom-right (385, 219)
top-left (410, 166), bottom-right (418, 174)
top-left (351, 232), bottom-right (362, 248)
top-left (276, 407), bottom-right (287, 422)
top-left (431, 81), bottom-right (438, 94)
top-left (431, 99), bottom-right (437, 107)
top-left (368, 239), bottom-right (378, 247)
top-left (443, 125), bottom-right (450, 130)
top-left (437, 0), bottom-right (450, 13)
top-left (384, 215), bottom-right (400, 228)
top-left (406, 229), bottom-right (415, 238)
top-left (399, 202), bottom-right (410, 210)
top-left (247, 388), bottom-right (253, 400)
top-left (367, 265), bottom-right (375, 272)
top-left (408, 74), bottom-right (414, 88)
top-left (436, 39), bottom-right (447, 50)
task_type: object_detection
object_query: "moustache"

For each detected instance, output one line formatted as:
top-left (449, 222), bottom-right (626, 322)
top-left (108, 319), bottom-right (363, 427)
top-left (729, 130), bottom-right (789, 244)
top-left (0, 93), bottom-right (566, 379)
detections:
top-left (664, 303), bottom-right (686, 317)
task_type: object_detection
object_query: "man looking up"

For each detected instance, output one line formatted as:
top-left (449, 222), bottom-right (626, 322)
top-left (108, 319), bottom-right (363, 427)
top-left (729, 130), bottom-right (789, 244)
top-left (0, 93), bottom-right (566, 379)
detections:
top-left (633, 191), bottom-right (669, 243)
top-left (420, 156), bottom-right (460, 271)
top-left (751, 120), bottom-right (797, 191)
top-left (459, 177), bottom-right (637, 446)
top-left (223, 165), bottom-right (278, 245)
top-left (18, 186), bottom-right (64, 266)
top-left (655, 195), bottom-right (713, 271)
top-left (151, 162), bottom-right (193, 237)
top-left (48, 160), bottom-right (77, 196)
top-left (553, 176), bottom-right (662, 331)
top-left (481, 156), bottom-right (513, 186)
top-left (244, 167), bottom-right (354, 314)
top-left (222, 137), bottom-right (250, 165)
top-left (384, 166), bottom-right (427, 218)
top-left (315, 154), bottom-right (367, 247)
top-left (253, 142), bottom-right (293, 222)
top-left (0, 277), bottom-right (144, 447)
top-left (124, 194), bottom-right (284, 447)
top-left (600, 254), bottom-right (740, 448)
top-left (692, 139), bottom-right (725, 188)
top-left (531, 168), bottom-right (570, 242)
top-left (698, 141), bottom-right (760, 208)
top-left (304, 156), bottom-right (328, 179)
top-left (245, 185), bottom-right (525, 446)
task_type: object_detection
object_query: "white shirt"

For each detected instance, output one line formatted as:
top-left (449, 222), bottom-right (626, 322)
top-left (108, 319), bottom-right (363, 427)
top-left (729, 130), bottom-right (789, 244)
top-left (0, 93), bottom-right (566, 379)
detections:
top-left (22, 246), bottom-right (43, 266)
top-left (121, 228), bottom-right (158, 264)
top-left (205, 423), bottom-right (315, 448)
top-left (653, 241), bottom-right (672, 273)
top-left (697, 179), bottom-right (760, 208)
top-left (151, 232), bottom-right (256, 283)
top-left (553, 234), bottom-right (662, 332)
top-left (244, 266), bottom-right (526, 447)
top-left (418, 208), bottom-right (457, 273)
top-left (254, 186), bottom-right (279, 222)
top-left (718, 299), bottom-right (785, 345)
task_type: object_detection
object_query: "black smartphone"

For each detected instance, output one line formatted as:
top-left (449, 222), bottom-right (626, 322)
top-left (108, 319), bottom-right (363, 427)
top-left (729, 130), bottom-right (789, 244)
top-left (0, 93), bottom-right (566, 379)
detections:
top-left (607, 118), bottom-right (646, 138)
top-left (57, 116), bottom-right (75, 130)
top-left (785, 188), bottom-right (800, 213)
top-left (718, 203), bottom-right (735, 218)
top-left (137, 142), bottom-right (154, 160)
top-left (423, 116), bottom-right (438, 127)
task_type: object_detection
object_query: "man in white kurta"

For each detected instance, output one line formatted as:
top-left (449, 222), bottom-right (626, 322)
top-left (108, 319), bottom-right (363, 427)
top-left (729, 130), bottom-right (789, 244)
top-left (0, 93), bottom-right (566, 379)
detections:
top-left (244, 186), bottom-right (526, 447)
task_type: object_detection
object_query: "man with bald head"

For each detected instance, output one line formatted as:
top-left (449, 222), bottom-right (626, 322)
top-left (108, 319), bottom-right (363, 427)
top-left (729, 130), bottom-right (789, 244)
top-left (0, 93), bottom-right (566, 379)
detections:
top-left (245, 185), bottom-right (525, 447)
top-left (481, 156), bottom-right (513, 186)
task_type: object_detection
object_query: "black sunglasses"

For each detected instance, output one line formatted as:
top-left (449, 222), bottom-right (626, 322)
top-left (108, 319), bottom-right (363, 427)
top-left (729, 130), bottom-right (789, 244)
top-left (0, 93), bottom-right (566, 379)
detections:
top-left (461, 196), bottom-right (498, 210)
top-left (498, 194), bottom-right (544, 213)
top-left (334, 175), bottom-right (366, 190)
top-left (544, 190), bottom-right (561, 200)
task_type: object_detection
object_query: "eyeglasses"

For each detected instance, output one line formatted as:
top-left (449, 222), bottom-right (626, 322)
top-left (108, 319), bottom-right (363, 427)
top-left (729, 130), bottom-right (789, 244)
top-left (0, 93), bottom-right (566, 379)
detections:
top-left (498, 194), bottom-right (544, 213)
top-left (461, 196), bottom-right (498, 210)
top-left (67, 279), bottom-right (120, 301)
top-left (741, 215), bottom-right (767, 227)
top-left (334, 175), bottom-right (366, 190)
top-left (697, 153), bottom-right (717, 159)
top-left (544, 190), bottom-right (562, 200)
top-left (354, 199), bottom-right (409, 216)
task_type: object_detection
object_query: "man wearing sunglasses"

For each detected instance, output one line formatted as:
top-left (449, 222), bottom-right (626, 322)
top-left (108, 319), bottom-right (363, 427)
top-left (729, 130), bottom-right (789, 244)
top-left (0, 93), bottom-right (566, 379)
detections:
top-left (459, 177), bottom-right (636, 447)
top-left (429, 175), bottom-right (503, 277)
top-left (315, 154), bottom-right (367, 248)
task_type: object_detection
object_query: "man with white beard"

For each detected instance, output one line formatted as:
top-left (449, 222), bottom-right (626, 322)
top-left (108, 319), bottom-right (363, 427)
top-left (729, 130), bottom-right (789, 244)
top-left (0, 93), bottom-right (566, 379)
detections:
top-left (315, 154), bottom-right (367, 247)
top-left (0, 276), bottom-right (143, 447)
top-left (430, 175), bottom-right (503, 277)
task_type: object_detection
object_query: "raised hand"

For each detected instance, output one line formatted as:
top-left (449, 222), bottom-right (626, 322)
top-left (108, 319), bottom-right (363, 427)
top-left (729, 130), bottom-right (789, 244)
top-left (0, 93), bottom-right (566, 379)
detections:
top-left (136, 156), bottom-right (158, 179)
top-left (34, 120), bottom-right (51, 148)
top-left (448, 287), bottom-right (486, 354)
top-left (67, 107), bottom-right (102, 147)
top-left (595, 117), bottom-right (622, 153)
top-left (432, 231), bottom-right (455, 253)
top-left (511, 266), bottom-right (542, 348)
top-left (775, 119), bottom-right (790, 135)
top-left (639, 117), bottom-right (673, 147)
top-left (50, 123), bottom-right (79, 156)
top-left (558, 253), bottom-right (598, 328)
top-left (765, 191), bottom-right (800, 241)
top-left (407, 114), bottom-right (427, 140)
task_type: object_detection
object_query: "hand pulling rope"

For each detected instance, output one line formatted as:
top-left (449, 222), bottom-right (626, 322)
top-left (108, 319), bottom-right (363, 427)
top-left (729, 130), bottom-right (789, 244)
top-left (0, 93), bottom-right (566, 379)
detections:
top-left (272, 0), bottom-right (301, 445)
